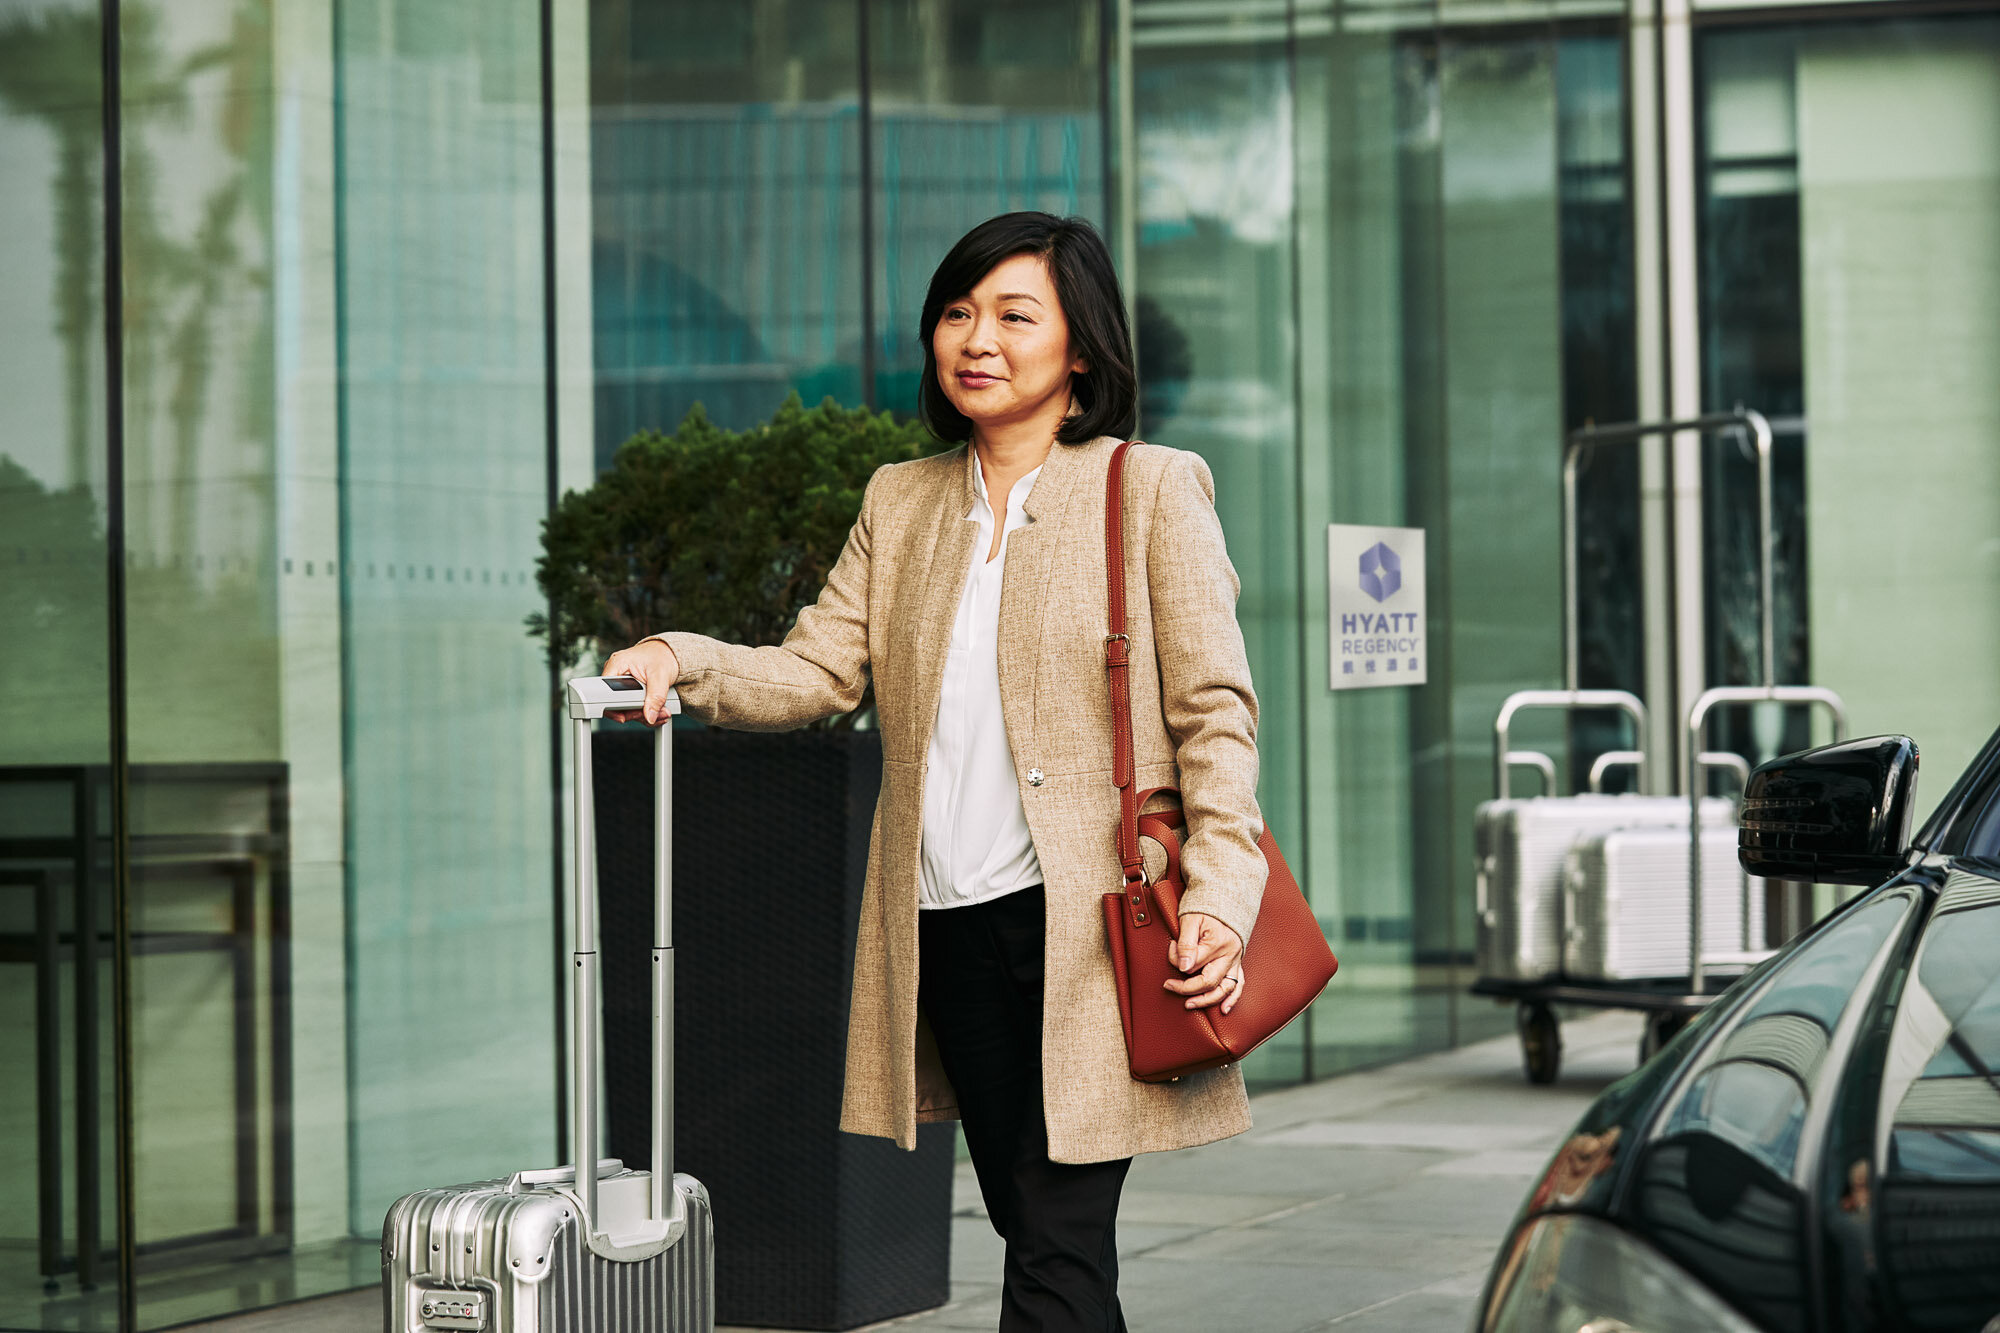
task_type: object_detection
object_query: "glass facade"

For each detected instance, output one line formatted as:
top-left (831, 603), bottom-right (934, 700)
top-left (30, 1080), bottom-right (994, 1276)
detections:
top-left (1, 0), bottom-right (1995, 1326)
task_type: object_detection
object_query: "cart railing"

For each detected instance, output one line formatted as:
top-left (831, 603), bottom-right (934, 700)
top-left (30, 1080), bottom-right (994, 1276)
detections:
top-left (1586, 750), bottom-right (1647, 793)
top-left (1493, 690), bottom-right (1648, 800)
top-left (1505, 750), bottom-right (1559, 797)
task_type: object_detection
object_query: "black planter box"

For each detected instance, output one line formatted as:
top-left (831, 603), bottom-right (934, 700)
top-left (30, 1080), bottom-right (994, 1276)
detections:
top-left (592, 727), bottom-right (954, 1330)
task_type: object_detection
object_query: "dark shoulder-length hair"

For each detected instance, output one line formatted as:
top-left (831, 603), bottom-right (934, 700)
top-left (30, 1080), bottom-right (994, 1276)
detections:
top-left (917, 212), bottom-right (1137, 445)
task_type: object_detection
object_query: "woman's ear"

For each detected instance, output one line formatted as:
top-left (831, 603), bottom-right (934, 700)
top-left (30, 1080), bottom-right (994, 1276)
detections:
top-left (1071, 355), bottom-right (1091, 376)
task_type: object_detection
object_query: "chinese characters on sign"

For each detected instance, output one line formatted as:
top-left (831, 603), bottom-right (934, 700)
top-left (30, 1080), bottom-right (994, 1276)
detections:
top-left (1328, 524), bottom-right (1427, 691)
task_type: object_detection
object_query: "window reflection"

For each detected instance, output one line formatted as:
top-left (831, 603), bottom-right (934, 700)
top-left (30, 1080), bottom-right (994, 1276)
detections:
top-left (0, 0), bottom-right (116, 1324)
top-left (1874, 874), bottom-right (2000, 1330)
top-left (1883, 875), bottom-right (2000, 1172)
top-left (1638, 893), bottom-right (1912, 1333)
top-left (1135, 20), bottom-right (1302, 1084)
top-left (590, 0), bottom-right (865, 454)
top-left (868, 0), bottom-right (1104, 415)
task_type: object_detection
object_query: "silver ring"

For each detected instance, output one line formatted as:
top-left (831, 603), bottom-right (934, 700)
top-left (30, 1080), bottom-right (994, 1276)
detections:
top-left (1222, 975), bottom-right (1238, 989)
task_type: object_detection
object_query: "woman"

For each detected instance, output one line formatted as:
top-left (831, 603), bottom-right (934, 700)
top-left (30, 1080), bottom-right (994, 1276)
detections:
top-left (602, 212), bottom-right (1267, 1331)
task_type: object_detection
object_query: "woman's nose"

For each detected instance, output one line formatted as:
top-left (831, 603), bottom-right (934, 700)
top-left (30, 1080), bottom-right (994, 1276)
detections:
top-left (961, 313), bottom-right (1001, 355)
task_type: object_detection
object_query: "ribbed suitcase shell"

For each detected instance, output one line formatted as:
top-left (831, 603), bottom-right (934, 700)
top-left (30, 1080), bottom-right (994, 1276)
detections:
top-left (1561, 826), bottom-right (1768, 982)
top-left (381, 1170), bottom-right (713, 1333)
top-left (1475, 795), bottom-right (1737, 982)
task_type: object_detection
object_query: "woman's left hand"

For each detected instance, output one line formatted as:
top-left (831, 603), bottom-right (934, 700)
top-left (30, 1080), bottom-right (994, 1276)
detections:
top-left (1164, 913), bottom-right (1246, 1016)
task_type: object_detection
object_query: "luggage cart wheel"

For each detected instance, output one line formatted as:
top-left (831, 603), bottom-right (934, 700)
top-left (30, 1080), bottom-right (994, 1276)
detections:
top-left (1639, 1010), bottom-right (1689, 1064)
top-left (1518, 1002), bottom-right (1562, 1085)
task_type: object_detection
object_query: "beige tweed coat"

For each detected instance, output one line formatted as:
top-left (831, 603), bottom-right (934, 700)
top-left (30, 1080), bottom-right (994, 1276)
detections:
top-left (655, 434), bottom-right (1268, 1164)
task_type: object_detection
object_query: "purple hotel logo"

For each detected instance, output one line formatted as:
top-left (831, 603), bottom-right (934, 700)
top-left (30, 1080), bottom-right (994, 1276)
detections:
top-left (1358, 542), bottom-right (1401, 603)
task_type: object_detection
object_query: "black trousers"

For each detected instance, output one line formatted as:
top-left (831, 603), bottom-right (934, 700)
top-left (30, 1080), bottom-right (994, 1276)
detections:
top-left (918, 887), bottom-right (1131, 1333)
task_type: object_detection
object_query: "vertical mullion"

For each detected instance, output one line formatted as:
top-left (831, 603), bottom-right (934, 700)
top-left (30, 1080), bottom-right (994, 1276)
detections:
top-left (73, 773), bottom-right (100, 1291)
top-left (857, 0), bottom-right (877, 411)
top-left (97, 0), bottom-right (138, 1326)
top-left (332, 0), bottom-right (367, 1252)
top-left (1284, 0), bottom-right (1315, 1085)
top-left (540, 0), bottom-right (568, 1162)
top-left (34, 866), bottom-right (63, 1286)
top-left (1098, 0), bottom-right (1113, 231)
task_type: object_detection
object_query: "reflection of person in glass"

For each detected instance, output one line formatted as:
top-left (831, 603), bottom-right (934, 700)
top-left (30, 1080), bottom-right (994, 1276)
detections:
top-left (601, 213), bottom-right (1267, 1330)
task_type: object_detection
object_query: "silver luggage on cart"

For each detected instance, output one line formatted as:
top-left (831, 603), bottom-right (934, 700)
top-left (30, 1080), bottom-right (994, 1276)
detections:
top-left (1475, 794), bottom-right (1737, 983)
top-left (382, 680), bottom-right (714, 1333)
top-left (1471, 411), bottom-right (1853, 1084)
top-left (1561, 826), bottom-right (1768, 983)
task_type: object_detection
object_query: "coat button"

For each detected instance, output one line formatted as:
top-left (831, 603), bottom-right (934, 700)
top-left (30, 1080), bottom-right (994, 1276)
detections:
top-left (1026, 768), bottom-right (1044, 787)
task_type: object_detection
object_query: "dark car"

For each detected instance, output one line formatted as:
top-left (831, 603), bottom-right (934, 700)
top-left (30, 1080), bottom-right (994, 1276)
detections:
top-left (1477, 727), bottom-right (2000, 1333)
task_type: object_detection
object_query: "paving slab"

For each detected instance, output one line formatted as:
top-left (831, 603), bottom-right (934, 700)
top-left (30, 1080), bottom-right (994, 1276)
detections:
top-left (178, 1009), bottom-right (1643, 1333)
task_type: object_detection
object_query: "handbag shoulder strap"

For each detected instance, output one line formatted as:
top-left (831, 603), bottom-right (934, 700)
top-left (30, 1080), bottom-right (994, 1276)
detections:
top-left (1104, 439), bottom-right (1146, 888)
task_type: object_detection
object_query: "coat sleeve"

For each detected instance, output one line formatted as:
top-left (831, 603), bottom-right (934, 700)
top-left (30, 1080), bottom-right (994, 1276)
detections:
top-left (1146, 450), bottom-right (1268, 945)
top-left (646, 466), bottom-right (879, 731)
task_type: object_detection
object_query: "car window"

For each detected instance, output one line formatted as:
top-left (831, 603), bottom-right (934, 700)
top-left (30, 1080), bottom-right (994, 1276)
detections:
top-left (1950, 782), bottom-right (2000, 860)
top-left (1631, 893), bottom-right (1915, 1333)
top-left (1880, 873), bottom-right (2000, 1180)
top-left (1930, 728), bottom-right (2000, 859)
top-left (1658, 893), bottom-right (1913, 1181)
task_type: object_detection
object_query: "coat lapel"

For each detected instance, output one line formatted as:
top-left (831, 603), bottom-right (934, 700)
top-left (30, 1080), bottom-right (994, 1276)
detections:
top-left (898, 447), bottom-right (980, 752)
top-left (997, 438), bottom-right (1095, 747)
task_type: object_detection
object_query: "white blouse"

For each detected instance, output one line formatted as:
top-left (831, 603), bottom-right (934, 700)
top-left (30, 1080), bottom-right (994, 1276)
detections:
top-left (917, 460), bottom-right (1045, 910)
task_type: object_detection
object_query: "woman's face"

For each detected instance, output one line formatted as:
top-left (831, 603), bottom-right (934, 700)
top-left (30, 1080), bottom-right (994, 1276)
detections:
top-left (932, 253), bottom-right (1088, 436)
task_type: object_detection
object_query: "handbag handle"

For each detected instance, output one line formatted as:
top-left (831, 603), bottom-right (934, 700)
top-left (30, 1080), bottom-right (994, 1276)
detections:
top-left (1103, 440), bottom-right (1147, 892)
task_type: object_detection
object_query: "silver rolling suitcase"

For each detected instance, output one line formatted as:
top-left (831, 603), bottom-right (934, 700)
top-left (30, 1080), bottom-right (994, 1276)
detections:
top-left (1561, 826), bottom-right (1770, 983)
top-left (382, 680), bottom-right (713, 1333)
top-left (1474, 795), bottom-right (1737, 982)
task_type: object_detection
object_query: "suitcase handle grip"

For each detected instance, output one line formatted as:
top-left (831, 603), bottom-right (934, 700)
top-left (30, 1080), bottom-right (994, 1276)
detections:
top-left (505, 1159), bottom-right (623, 1194)
top-left (565, 678), bottom-right (681, 1252)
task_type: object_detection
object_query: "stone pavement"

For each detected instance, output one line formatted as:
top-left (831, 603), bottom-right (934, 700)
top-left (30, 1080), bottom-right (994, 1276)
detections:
top-left (185, 1010), bottom-right (1642, 1333)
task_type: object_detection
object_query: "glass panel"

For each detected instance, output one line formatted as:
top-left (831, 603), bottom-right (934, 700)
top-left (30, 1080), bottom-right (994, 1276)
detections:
top-left (589, 0), bottom-right (864, 454)
top-left (1295, 17), bottom-right (1420, 1073)
top-left (1409, 31), bottom-right (1566, 1039)
top-left (1696, 30), bottom-right (1810, 774)
top-left (1561, 35), bottom-right (1642, 733)
top-left (0, 0), bottom-right (119, 1322)
top-left (336, 0), bottom-right (560, 1251)
top-left (868, 0), bottom-right (1106, 414)
top-left (1148, 6), bottom-right (1614, 1083)
top-left (1794, 17), bottom-right (2000, 820)
top-left (107, 0), bottom-right (367, 1324)
top-left (1133, 14), bottom-right (1303, 1086)
top-left (1699, 15), bottom-right (2000, 819)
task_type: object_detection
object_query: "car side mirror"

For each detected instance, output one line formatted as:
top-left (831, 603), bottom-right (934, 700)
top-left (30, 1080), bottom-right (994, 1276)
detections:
top-left (1740, 735), bottom-right (1920, 884)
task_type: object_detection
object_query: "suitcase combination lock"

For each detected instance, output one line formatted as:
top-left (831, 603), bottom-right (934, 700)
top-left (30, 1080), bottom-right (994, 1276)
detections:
top-left (417, 1289), bottom-right (488, 1330)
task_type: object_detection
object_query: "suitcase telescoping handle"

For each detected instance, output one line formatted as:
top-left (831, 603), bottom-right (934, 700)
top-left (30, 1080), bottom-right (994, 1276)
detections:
top-left (565, 676), bottom-right (680, 1251)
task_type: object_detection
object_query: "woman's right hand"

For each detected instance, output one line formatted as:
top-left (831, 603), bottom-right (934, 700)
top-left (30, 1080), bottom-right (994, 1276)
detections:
top-left (600, 639), bottom-right (681, 726)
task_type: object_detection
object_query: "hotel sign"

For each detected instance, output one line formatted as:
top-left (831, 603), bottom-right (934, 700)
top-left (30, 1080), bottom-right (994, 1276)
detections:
top-left (1328, 524), bottom-right (1427, 691)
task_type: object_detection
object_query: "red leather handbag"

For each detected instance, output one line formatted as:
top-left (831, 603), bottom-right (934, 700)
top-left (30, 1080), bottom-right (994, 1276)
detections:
top-left (1099, 440), bottom-right (1339, 1082)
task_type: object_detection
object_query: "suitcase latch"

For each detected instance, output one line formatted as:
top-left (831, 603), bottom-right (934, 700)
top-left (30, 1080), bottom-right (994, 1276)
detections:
top-left (417, 1289), bottom-right (488, 1330)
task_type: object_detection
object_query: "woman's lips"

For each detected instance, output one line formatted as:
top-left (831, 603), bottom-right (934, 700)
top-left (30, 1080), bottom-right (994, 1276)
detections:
top-left (956, 371), bottom-right (1002, 388)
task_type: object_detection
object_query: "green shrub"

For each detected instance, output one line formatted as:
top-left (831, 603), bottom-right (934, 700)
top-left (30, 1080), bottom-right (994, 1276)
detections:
top-left (529, 395), bottom-right (940, 726)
